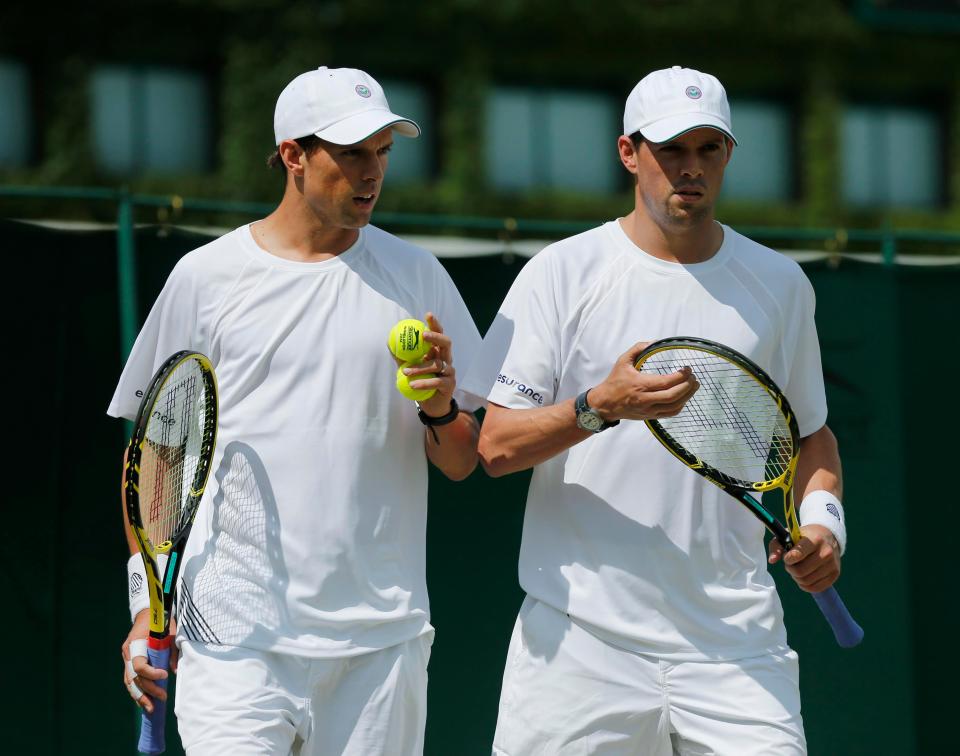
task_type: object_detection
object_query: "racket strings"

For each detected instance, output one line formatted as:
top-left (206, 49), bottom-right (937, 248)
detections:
top-left (140, 359), bottom-right (211, 544)
top-left (640, 348), bottom-right (794, 486)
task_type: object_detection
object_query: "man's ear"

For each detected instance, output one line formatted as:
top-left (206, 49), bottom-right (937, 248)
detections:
top-left (618, 135), bottom-right (640, 176)
top-left (724, 137), bottom-right (734, 167)
top-left (278, 140), bottom-right (306, 175)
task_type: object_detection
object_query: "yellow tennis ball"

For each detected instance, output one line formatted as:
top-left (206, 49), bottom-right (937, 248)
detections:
top-left (396, 365), bottom-right (436, 401)
top-left (388, 319), bottom-right (430, 364)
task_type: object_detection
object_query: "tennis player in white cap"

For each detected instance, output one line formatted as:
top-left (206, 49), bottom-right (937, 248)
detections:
top-left (464, 66), bottom-right (846, 755)
top-left (113, 66), bottom-right (483, 755)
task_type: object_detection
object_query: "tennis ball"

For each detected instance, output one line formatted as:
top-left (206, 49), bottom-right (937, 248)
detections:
top-left (388, 319), bottom-right (430, 364)
top-left (396, 365), bottom-right (436, 401)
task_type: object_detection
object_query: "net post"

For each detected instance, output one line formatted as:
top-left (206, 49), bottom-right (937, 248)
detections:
top-left (116, 186), bottom-right (139, 359)
top-left (882, 224), bottom-right (897, 266)
top-left (116, 186), bottom-right (138, 437)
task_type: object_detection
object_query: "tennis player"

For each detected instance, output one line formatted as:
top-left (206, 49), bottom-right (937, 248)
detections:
top-left (463, 66), bottom-right (848, 754)
top-left (109, 66), bottom-right (482, 755)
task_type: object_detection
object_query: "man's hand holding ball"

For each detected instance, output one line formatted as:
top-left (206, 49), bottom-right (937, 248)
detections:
top-left (388, 314), bottom-right (455, 416)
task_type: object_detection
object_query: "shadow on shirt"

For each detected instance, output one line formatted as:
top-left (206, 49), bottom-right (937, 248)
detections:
top-left (177, 440), bottom-right (291, 649)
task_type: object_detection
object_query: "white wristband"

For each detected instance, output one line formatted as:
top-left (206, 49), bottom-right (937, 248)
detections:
top-left (799, 490), bottom-right (846, 555)
top-left (127, 553), bottom-right (150, 623)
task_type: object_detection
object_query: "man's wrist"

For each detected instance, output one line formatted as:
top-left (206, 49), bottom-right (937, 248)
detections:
top-left (575, 389), bottom-right (619, 433)
top-left (799, 490), bottom-right (846, 555)
top-left (585, 387), bottom-right (618, 423)
top-left (417, 397), bottom-right (459, 424)
top-left (127, 553), bottom-right (150, 623)
top-left (417, 397), bottom-right (460, 444)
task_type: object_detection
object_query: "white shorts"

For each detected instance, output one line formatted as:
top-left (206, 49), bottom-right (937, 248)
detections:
top-left (493, 598), bottom-right (805, 756)
top-left (174, 632), bottom-right (432, 756)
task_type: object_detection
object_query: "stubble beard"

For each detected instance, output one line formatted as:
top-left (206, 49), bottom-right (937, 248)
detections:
top-left (642, 191), bottom-right (713, 230)
top-left (309, 195), bottom-right (374, 231)
top-left (665, 200), bottom-right (711, 227)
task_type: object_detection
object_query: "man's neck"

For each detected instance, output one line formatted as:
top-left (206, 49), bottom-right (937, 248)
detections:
top-left (251, 194), bottom-right (360, 263)
top-left (619, 209), bottom-right (723, 265)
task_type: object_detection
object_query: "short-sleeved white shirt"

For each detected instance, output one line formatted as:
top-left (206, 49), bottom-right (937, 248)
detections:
top-left (461, 220), bottom-right (827, 661)
top-left (109, 224), bottom-right (481, 658)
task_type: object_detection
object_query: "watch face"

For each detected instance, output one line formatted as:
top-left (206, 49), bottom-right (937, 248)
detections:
top-left (577, 410), bottom-right (604, 432)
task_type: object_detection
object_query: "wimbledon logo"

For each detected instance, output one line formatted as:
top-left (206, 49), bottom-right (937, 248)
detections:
top-left (685, 86), bottom-right (702, 100)
top-left (355, 84), bottom-right (371, 98)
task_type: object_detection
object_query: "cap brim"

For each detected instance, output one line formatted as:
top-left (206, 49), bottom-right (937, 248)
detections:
top-left (638, 113), bottom-right (737, 145)
top-left (315, 110), bottom-right (421, 145)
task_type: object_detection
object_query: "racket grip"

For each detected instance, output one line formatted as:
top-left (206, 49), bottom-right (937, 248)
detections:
top-left (137, 641), bottom-right (171, 754)
top-left (812, 587), bottom-right (864, 648)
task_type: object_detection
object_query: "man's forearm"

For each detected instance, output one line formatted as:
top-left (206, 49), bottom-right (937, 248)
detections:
top-left (478, 401), bottom-right (593, 477)
top-left (425, 412), bottom-right (481, 481)
top-left (796, 424), bottom-right (842, 500)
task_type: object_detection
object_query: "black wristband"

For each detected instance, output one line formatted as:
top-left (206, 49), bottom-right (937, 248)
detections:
top-left (417, 398), bottom-right (459, 444)
top-left (416, 397), bottom-right (460, 426)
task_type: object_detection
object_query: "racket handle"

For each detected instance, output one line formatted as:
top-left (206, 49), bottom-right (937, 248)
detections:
top-left (812, 587), bottom-right (864, 648)
top-left (137, 641), bottom-right (171, 754)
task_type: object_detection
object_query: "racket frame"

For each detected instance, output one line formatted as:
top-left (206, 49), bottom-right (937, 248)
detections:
top-left (125, 350), bottom-right (218, 638)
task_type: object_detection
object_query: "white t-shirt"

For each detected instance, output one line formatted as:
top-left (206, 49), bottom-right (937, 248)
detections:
top-left (109, 224), bottom-right (481, 658)
top-left (461, 220), bottom-right (827, 661)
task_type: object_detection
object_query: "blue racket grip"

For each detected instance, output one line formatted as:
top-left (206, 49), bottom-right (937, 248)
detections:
top-left (137, 644), bottom-right (171, 754)
top-left (812, 587), bottom-right (864, 648)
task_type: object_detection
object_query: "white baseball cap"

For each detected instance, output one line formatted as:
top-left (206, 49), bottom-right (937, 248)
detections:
top-left (623, 66), bottom-right (737, 145)
top-left (273, 66), bottom-right (420, 146)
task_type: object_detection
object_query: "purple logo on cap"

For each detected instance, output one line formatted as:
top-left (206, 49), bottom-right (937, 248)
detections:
top-left (355, 85), bottom-right (371, 98)
top-left (685, 86), bottom-right (702, 100)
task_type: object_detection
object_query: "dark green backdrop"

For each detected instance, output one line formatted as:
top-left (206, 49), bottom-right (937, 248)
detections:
top-left (4, 219), bottom-right (956, 754)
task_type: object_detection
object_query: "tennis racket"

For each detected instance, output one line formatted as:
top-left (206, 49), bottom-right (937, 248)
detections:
top-left (634, 337), bottom-right (863, 648)
top-left (124, 351), bottom-right (219, 753)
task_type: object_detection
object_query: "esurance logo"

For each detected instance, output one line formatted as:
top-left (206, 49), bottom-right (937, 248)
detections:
top-left (134, 388), bottom-right (180, 427)
top-left (497, 374), bottom-right (544, 405)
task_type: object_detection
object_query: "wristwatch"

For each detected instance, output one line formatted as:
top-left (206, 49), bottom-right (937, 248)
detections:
top-left (574, 390), bottom-right (619, 433)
